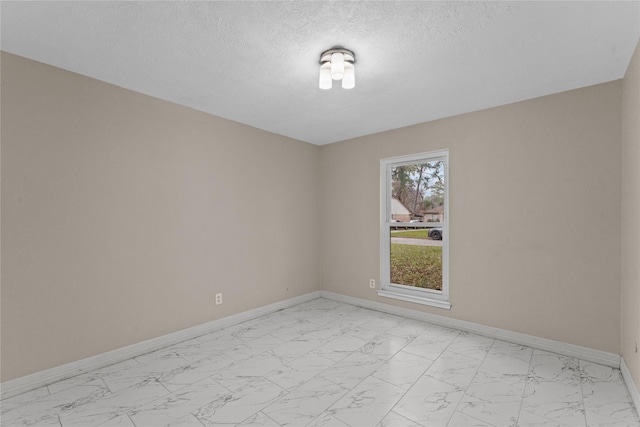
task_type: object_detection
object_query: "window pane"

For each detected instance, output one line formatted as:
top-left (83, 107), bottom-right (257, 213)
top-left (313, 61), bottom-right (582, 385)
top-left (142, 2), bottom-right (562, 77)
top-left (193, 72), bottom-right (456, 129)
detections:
top-left (389, 159), bottom-right (445, 291)
top-left (389, 225), bottom-right (443, 291)
top-left (390, 161), bottom-right (445, 223)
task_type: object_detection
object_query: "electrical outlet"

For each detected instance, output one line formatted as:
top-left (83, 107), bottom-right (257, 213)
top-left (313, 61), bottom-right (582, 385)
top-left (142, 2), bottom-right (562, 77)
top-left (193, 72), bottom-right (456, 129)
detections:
top-left (215, 293), bottom-right (222, 305)
top-left (369, 279), bottom-right (376, 289)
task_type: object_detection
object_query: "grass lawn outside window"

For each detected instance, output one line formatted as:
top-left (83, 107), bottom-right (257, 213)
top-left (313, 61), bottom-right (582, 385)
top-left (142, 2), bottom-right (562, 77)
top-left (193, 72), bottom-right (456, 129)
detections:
top-left (390, 244), bottom-right (443, 290)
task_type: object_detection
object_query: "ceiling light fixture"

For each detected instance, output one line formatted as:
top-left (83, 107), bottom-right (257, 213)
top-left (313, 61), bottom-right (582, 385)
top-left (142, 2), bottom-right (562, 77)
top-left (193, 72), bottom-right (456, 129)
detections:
top-left (319, 48), bottom-right (355, 90)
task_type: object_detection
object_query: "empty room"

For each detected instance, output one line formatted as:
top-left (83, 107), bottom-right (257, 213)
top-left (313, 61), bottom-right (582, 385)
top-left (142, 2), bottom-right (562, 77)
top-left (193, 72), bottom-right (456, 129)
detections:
top-left (1, 1), bottom-right (640, 426)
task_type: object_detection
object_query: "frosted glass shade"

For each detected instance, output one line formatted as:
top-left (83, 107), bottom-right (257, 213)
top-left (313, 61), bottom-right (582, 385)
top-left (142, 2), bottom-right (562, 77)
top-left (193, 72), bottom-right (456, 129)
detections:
top-left (342, 62), bottom-right (355, 89)
top-left (319, 62), bottom-right (332, 89)
top-left (330, 52), bottom-right (344, 80)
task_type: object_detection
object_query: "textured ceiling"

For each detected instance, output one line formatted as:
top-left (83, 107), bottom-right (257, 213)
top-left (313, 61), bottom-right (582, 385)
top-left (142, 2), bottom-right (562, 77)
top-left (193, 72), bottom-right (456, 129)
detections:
top-left (2, 1), bottom-right (639, 145)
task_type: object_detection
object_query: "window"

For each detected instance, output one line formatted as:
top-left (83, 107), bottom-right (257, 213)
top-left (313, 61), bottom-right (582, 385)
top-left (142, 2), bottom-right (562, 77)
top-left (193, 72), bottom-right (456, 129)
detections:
top-left (379, 150), bottom-right (450, 309)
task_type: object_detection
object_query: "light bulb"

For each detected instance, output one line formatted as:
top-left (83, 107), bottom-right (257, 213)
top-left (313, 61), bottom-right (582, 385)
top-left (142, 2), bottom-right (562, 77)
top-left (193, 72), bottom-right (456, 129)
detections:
top-left (342, 62), bottom-right (355, 89)
top-left (319, 62), bottom-right (332, 89)
top-left (331, 52), bottom-right (344, 80)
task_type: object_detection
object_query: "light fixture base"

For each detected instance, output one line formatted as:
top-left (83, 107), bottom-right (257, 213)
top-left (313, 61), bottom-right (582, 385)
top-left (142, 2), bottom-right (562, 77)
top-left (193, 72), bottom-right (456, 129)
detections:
top-left (320, 48), bottom-right (355, 64)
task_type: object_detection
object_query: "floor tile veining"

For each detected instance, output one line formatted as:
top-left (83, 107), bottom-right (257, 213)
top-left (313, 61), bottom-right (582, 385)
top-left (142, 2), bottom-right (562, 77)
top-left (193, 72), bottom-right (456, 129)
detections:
top-left (2, 298), bottom-right (638, 426)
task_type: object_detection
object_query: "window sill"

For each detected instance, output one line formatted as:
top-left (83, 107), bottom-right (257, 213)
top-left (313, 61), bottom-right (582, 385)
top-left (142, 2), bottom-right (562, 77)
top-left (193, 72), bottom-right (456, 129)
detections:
top-left (377, 289), bottom-right (452, 310)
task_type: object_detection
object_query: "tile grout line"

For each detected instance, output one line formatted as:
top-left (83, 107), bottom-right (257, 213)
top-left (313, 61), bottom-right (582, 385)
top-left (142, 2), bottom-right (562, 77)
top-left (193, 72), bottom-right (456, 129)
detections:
top-left (309, 327), bottom-right (413, 426)
top-left (446, 334), bottom-right (495, 426)
top-left (125, 413), bottom-right (139, 427)
top-left (311, 320), bottom-right (434, 426)
top-left (382, 327), bottom-right (463, 426)
top-left (514, 342), bottom-right (535, 427)
top-left (373, 326), bottom-right (451, 426)
top-left (578, 360), bottom-right (589, 427)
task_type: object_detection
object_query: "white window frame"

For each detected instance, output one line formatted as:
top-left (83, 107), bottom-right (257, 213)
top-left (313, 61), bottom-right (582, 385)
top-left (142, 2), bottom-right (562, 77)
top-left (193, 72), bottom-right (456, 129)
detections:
top-left (379, 150), bottom-right (451, 310)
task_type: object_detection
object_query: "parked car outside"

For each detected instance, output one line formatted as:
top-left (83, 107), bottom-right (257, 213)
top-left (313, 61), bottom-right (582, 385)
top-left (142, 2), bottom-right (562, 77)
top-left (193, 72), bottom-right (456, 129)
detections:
top-left (428, 228), bottom-right (443, 240)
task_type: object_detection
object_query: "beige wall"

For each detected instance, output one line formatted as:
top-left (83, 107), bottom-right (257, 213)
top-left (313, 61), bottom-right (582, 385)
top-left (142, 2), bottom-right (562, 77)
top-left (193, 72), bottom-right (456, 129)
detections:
top-left (1, 48), bottom-right (634, 384)
top-left (320, 81), bottom-right (622, 354)
top-left (622, 40), bottom-right (640, 386)
top-left (0, 53), bottom-right (321, 381)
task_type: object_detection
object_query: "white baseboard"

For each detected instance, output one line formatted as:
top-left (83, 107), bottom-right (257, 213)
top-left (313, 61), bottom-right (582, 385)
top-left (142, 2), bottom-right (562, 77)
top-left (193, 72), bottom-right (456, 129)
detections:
top-left (621, 357), bottom-right (640, 413)
top-left (0, 291), bottom-right (322, 400)
top-left (2, 290), bottom-right (625, 401)
top-left (320, 291), bottom-right (621, 368)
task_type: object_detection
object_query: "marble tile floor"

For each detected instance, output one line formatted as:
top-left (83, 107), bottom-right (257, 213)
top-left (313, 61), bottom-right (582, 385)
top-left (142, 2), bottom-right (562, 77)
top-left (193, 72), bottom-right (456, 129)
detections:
top-left (2, 298), bottom-right (639, 427)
